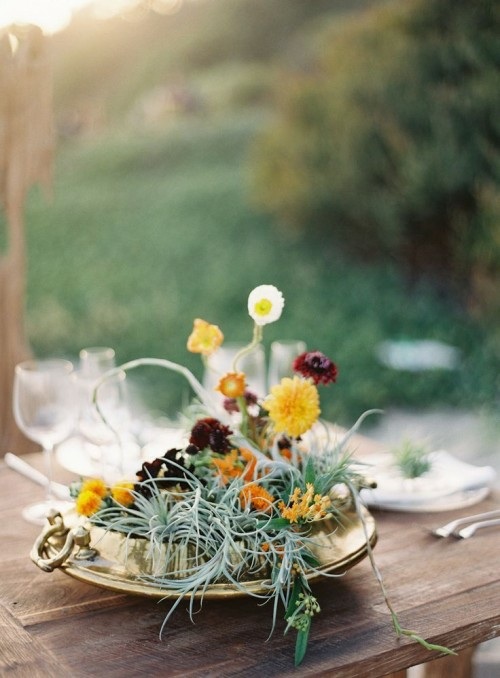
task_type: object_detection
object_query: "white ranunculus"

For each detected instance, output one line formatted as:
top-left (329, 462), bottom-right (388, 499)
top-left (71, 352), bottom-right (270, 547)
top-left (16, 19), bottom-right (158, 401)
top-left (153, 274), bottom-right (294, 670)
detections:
top-left (247, 285), bottom-right (285, 326)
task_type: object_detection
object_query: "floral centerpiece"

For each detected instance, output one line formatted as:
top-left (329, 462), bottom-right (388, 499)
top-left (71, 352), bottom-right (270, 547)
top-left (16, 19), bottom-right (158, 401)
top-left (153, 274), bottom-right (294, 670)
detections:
top-left (70, 285), bottom-right (452, 666)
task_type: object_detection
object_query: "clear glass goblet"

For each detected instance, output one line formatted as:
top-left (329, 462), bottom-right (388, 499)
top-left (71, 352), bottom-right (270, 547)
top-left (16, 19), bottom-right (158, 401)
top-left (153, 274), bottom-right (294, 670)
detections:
top-left (79, 346), bottom-right (116, 380)
top-left (268, 340), bottom-right (307, 389)
top-left (203, 342), bottom-right (267, 398)
top-left (77, 346), bottom-right (117, 439)
top-left (13, 359), bottom-right (77, 525)
top-left (76, 347), bottom-right (137, 481)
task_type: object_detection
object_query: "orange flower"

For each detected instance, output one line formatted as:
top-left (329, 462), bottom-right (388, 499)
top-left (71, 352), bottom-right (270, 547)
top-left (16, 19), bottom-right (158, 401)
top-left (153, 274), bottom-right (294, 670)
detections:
top-left (280, 448), bottom-right (292, 461)
top-left (211, 448), bottom-right (258, 484)
top-left (187, 318), bottom-right (224, 356)
top-left (211, 449), bottom-right (241, 484)
top-left (279, 483), bottom-right (331, 523)
top-left (216, 372), bottom-right (246, 398)
top-left (240, 447), bottom-right (257, 481)
top-left (80, 477), bottom-right (107, 498)
top-left (76, 490), bottom-right (103, 517)
top-left (111, 481), bottom-right (135, 507)
top-left (240, 483), bottom-right (275, 513)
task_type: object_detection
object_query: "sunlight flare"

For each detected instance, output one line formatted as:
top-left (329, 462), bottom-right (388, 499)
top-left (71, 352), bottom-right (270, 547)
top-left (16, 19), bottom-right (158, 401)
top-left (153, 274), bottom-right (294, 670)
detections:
top-left (0, 0), bottom-right (91, 34)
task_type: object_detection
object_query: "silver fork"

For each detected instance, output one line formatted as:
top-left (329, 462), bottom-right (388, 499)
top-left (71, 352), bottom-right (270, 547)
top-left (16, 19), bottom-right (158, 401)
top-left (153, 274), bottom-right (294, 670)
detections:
top-left (455, 518), bottom-right (500, 539)
top-left (431, 509), bottom-right (500, 538)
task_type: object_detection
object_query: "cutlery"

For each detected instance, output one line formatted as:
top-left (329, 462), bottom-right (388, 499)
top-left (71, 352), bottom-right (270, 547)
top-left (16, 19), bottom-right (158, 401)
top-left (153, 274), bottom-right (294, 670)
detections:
top-left (455, 518), bottom-right (500, 539)
top-left (431, 509), bottom-right (500, 538)
top-left (4, 452), bottom-right (71, 500)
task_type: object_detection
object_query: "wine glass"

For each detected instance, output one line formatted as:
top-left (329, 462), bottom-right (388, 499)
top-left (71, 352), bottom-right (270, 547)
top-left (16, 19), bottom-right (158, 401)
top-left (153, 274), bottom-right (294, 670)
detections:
top-left (268, 340), bottom-right (307, 389)
top-left (79, 346), bottom-right (116, 380)
top-left (76, 346), bottom-right (116, 441)
top-left (203, 342), bottom-right (267, 397)
top-left (76, 347), bottom-right (136, 480)
top-left (13, 359), bottom-right (77, 525)
top-left (83, 369), bottom-right (138, 481)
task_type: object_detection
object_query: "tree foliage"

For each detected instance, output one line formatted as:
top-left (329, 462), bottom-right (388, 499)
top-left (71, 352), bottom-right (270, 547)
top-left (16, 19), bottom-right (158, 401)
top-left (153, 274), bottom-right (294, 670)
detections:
top-left (252, 0), bottom-right (500, 305)
top-left (51, 0), bottom-right (348, 120)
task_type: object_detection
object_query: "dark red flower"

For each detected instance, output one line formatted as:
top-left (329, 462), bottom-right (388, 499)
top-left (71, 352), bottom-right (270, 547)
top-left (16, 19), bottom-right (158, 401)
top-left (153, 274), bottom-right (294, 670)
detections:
top-left (293, 351), bottom-right (338, 385)
top-left (222, 389), bottom-right (259, 414)
top-left (136, 457), bottom-right (165, 482)
top-left (135, 449), bottom-right (189, 495)
top-left (189, 417), bottom-right (233, 454)
top-left (277, 435), bottom-right (292, 450)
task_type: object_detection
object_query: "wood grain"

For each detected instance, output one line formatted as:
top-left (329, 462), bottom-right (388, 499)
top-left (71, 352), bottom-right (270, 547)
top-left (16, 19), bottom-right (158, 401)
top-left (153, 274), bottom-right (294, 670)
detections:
top-left (0, 26), bottom-right (53, 457)
top-left (0, 602), bottom-right (70, 677)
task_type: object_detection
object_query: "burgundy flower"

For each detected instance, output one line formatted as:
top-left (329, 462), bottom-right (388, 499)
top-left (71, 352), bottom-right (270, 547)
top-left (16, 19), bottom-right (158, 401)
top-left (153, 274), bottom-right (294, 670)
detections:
top-left (136, 457), bottom-right (165, 482)
top-left (222, 398), bottom-right (240, 414)
top-left (189, 417), bottom-right (233, 454)
top-left (135, 449), bottom-right (189, 496)
top-left (222, 389), bottom-right (259, 414)
top-left (293, 351), bottom-right (338, 386)
top-left (277, 435), bottom-right (292, 450)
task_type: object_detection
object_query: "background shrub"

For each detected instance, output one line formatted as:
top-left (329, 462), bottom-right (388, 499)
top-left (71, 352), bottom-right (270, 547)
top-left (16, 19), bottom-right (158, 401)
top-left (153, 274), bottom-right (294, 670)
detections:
top-left (251, 0), bottom-right (500, 307)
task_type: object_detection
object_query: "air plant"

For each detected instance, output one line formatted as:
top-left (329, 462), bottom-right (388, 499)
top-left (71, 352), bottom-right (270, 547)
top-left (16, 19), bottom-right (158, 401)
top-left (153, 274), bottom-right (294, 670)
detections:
top-left (394, 439), bottom-right (432, 479)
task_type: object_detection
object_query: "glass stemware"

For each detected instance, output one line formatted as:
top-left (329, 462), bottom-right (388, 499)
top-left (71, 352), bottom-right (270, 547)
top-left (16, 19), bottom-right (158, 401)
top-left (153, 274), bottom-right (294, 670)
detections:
top-left (79, 346), bottom-right (116, 381)
top-left (13, 359), bottom-right (77, 525)
top-left (268, 340), bottom-right (307, 388)
top-left (76, 347), bottom-right (139, 481)
top-left (203, 342), bottom-right (267, 398)
top-left (76, 346), bottom-right (116, 441)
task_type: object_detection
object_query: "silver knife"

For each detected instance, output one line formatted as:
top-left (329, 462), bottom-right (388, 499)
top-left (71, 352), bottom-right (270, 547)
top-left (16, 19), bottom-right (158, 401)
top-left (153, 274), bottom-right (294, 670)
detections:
top-left (4, 452), bottom-right (71, 500)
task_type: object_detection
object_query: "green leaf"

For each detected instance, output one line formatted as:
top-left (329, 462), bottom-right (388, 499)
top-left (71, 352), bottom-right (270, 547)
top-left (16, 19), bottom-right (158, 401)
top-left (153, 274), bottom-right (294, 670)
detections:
top-left (304, 456), bottom-right (316, 485)
top-left (301, 550), bottom-right (320, 569)
top-left (294, 621), bottom-right (311, 666)
top-left (285, 576), bottom-right (304, 619)
top-left (255, 517), bottom-right (290, 530)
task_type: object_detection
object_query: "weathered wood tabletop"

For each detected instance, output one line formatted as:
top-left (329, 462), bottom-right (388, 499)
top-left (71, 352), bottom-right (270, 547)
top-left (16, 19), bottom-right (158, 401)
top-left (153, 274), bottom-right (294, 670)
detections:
top-left (1, 450), bottom-right (499, 678)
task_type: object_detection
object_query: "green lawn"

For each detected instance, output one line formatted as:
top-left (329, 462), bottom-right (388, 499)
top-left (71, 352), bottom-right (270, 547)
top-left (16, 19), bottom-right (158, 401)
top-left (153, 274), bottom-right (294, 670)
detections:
top-left (24, 108), bottom-right (499, 427)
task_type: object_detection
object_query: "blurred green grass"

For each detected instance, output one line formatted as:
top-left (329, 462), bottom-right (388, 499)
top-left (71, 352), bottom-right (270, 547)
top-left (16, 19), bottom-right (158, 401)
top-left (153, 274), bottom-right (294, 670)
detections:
top-left (24, 108), bottom-right (499, 426)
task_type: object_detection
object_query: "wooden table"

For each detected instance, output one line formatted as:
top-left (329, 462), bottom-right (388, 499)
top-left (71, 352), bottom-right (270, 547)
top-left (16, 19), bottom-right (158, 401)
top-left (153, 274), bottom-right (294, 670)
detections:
top-left (1, 451), bottom-right (499, 678)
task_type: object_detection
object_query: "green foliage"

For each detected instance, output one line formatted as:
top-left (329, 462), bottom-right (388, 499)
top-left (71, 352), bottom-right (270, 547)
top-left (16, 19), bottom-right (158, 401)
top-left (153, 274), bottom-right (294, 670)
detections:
top-left (25, 110), bottom-right (498, 425)
top-left (251, 0), bottom-right (500, 304)
top-left (51, 0), bottom-right (346, 124)
top-left (284, 577), bottom-right (314, 666)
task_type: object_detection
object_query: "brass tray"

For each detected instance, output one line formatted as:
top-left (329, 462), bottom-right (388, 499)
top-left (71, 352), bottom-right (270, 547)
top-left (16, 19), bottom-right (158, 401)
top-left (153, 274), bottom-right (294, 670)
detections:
top-left (31, 507), bottom-right (377, 599)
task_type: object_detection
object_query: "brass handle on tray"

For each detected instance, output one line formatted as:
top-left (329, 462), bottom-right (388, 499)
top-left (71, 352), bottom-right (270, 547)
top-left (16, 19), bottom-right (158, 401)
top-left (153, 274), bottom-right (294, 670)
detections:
top-left (30, 510), bottom-right (97, 572)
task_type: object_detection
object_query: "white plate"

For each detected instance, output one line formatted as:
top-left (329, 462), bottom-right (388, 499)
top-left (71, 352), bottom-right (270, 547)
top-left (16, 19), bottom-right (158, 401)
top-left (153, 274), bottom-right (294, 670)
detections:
top-left (360, 451), bottom-right (496, 513)
top-left (56, 436), bottom-right (141, 481)
top-left (362, 486), bottom-right (491, 513)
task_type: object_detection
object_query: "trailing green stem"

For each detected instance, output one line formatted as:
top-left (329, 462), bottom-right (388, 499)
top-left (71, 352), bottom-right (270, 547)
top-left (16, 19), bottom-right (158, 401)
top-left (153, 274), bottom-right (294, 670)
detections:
top-left (346, 479), bottom-right (456, 657)
top-left (92, 357), bottom-right (223, 435)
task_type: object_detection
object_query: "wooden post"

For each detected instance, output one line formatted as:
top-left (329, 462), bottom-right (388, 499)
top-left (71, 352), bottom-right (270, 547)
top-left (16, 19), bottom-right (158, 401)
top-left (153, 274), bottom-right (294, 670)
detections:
top-left (0, 25), bottom-right (53, 455)
top-left (422, 646), bottom-right (476, 678)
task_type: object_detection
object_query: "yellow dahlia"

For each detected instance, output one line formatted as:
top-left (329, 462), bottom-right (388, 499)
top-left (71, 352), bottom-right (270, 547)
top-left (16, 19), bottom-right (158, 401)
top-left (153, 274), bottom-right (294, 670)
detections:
top-left (111, 481), bottom-right (135, 507)
top-left (263, 376), bottom-right (320, 438)
top-left (187, 318), bottom-right (224, 356)
top-left (75, 490), bottom-right (103, 517)
top-left (80, 477), bottom-right (107, 498)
